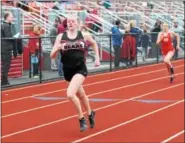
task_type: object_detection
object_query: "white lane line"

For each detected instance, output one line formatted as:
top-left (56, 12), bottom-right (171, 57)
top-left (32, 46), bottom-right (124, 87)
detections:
top-left (161, 130), bottom-right (185, 143)
top-left (1, 83), bottom-right (184, 139)
top-left (73, 100), bottom-right (184, 143)
top-left (2, 73), bottom-right (184, 118)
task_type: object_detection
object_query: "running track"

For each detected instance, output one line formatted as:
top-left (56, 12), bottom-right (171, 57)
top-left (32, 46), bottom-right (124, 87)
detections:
top-left (1, 59), bottom-right (184, 142)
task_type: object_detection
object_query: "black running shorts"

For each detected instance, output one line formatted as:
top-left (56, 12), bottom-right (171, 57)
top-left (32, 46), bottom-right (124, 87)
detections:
top-left (63, 63), bottom-right (88, 82)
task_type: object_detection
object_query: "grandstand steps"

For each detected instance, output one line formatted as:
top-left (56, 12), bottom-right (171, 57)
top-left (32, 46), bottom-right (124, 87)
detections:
top-left (7, 55), bottom-right (23, 78)
top-left (30, 12), bottom-right (41, 19)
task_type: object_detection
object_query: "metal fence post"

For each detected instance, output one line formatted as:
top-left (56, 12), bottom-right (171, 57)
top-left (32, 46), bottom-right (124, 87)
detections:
top-left (156, 44), bottom-right (159, 63)
top-left (39, 37), bottom-right (42, 83)
top-left (109, 35), bottom-right (112, 71)
top-left (135, 33), bottom-right (138, 67)
top-left (29, 51), bottom-right (32, 78)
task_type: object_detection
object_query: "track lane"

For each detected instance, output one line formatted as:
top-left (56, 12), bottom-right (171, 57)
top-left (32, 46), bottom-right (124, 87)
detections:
top-left (2, 81), bottom-right (184, 142)
top-left (2, 60), bottom-right (183, 101)
top-left (2, 66), bottom-right (184, 116)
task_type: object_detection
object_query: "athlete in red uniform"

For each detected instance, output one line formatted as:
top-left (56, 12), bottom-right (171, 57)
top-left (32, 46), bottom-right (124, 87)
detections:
top-left (156, 23), bottom-right (180, 83)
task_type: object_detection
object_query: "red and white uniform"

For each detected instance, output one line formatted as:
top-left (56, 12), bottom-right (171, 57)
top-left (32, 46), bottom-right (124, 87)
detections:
top-left (160, 32), bottom-right (174, 55)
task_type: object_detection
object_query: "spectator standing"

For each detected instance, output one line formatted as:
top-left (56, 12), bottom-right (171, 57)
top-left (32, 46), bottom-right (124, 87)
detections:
top-left (171, 21), bottom-right (183, 58)
top-left (140, 29), bottom-right (151, 61)
top-left (28, 24), bottom-right (42, 78)
top-left (121, 27), bottom-right (136, 67)
top-left (129, 20), bottom-right (142, 54)
top-left (1, 12), bottom-right (15, 86)
top-left (111, 20), bottom-right (123, 68)
top-left (57, 17), bottom-right (67, 77)
top-left (49, 18), bottom-right (61, 71)
top-left (151, 19), bottom-right (162, 58)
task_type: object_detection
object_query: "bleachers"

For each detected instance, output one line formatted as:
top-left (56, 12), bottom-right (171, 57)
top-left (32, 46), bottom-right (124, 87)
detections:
top-left (8, 55), bottom-right (23, 78)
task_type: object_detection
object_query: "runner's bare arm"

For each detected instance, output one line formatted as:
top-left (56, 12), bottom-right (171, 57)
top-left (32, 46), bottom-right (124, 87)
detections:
top-left (83, 32), bottom-right (100, 61)
top-left (50, 34), bottom-right (63, 59)
top-left (156, 32), bottom-right (162, 45)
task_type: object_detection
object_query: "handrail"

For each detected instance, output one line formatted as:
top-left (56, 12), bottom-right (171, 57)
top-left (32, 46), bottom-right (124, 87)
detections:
top-left (174, 10), bottom-right (184, 15)
top-left (85, 21), bottom-right (110, 34)
top-left (103, 0), bottom-right (128, 9)
top-left (19, 8), bottom-right (51, 34)
top-left (130, 2), bottom-right (155, 24)
top-left (2, 6), bottom-right (51, 34)
top-left (87, 13), bottom-right (114, 33)
top-left (81, 1), bottom-right (127, 25)
top-left (125, 1), bottom-right (145, 14)
top-left (149, 2), bottom-right (173, 17)
top-left (18, 2), bottom-right (54, 29)
top-left (73, 1), bottom-right (93, 11)
top-left (124, 5), bottom-right (155, 29)
top-left (74, 1), bottom-right (115, 30)
top-left (150, 1), bottom-right (169, 13)
top-left (88, 1), bottom-right (127, 25)
top-left (151, 13), bottom-right (173, 27)
top-left (73, 1), bottom-right (118, 29)
top-left (35, 2), bottom-right (104, 35)
top-left (35, 2), bottom-right (67, 18)
top-left (172, 2), bottom-right (184, 11)
top-left (131, 0), bottom-right (183, 27)
top-left (149, 1), bottom-right (183, 28)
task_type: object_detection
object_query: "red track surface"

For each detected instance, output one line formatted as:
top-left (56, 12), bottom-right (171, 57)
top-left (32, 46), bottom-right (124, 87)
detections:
top-left (1, 59), bottom-right (184, 142)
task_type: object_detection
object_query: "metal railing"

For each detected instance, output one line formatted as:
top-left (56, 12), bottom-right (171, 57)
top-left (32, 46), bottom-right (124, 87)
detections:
top-left (1, 32), bottom-right (184, 89)
top-left (123, 6), bottom-right (155, 29)
top-left (17, 2), bottom-right (55, 33)
top-left (73, 1), bottom-right (118, 32)
top-left (88, 1), bottom-right (128, 24)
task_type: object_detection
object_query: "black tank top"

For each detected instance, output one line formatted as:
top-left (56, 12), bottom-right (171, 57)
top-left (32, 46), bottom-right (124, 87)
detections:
top-left (60, 31), bottom-right (86, 67)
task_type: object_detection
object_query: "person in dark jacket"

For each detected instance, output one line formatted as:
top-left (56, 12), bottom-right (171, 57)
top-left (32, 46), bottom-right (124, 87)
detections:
top-left (140, 29), bottom-right (151, 61)
top-left (151, 19), bottom-right (162, 57)
top-left (151, 19), bottom-right (162, 43)
top-left (129, 20), bottom-right (142, 56)
top-left (1, 12), bottom-right (15, 86)
top-left (171, 21), bottom-right (183, 59)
